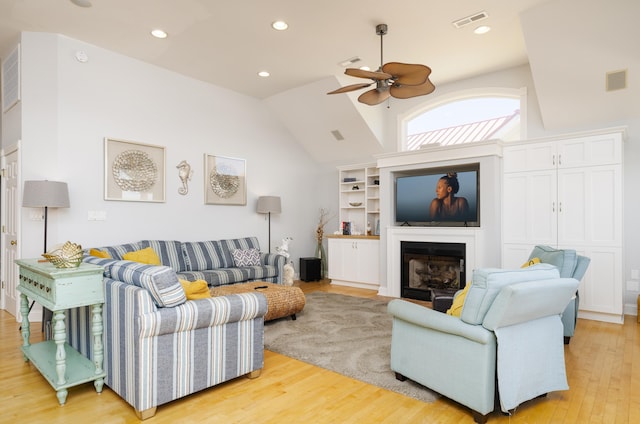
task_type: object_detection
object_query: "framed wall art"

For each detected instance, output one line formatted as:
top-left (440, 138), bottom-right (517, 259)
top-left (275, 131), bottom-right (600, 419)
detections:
top-left (104, 137), bottom-right (166, 202)
top-left (204, 154), bottom-right (246, 205)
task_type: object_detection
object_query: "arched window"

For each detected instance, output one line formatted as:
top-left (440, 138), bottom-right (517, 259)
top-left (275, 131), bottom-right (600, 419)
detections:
top-left (401, 88), bottom-right (525, 151)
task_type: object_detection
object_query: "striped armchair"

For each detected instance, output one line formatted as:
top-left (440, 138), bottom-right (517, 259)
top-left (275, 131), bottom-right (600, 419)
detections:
top-left (68, 257), bottom-right (268, 419)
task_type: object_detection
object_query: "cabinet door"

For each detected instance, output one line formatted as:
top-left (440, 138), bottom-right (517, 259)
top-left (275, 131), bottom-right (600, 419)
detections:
top-left (558, 133), bottom-right (622, 169)
top-left (354, 239), bottom-right (379, 284)
top-left (503, 170), bottom-right (557, 245)
top-left (576, 246), bottom-right (623, 316)
top-left (503, 142), bottom-right (555, 173)
top-left (558, 165), bottom-right (621, 247)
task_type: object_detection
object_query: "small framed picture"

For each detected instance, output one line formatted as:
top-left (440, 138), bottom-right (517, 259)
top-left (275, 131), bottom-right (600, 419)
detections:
top-left (104, 137), bottom-right (166, 202)
top-left (204, 154), bottom-right (246, 205)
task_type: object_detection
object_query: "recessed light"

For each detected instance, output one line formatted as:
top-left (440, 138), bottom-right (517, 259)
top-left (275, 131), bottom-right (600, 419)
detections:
top-left (474, 25), bottom-right (491, 35)
top-left (258, 71), bottom-right (270, 77)
top-left (151, 29), bottom-right (168, 39)
top-left (272, 21), bottom-right (288, 31)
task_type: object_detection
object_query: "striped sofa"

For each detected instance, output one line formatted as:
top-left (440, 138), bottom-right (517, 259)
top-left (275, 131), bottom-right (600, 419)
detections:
top-left (67, 237), bottom-right (284, 419)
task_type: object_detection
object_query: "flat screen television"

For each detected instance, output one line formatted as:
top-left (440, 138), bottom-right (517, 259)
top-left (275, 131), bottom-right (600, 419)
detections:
top-left (395, 163), bottom-right (480, 227)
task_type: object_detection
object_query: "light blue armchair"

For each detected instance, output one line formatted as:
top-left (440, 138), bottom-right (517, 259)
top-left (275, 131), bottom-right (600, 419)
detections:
top-left (388, 264), bottom-right (579, 423)
top-left (527, 245), bottom-right (590, 344)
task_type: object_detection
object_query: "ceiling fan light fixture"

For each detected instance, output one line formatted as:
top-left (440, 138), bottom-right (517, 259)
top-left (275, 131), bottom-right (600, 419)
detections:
top-left (327, 23), bottom-right (435, 106)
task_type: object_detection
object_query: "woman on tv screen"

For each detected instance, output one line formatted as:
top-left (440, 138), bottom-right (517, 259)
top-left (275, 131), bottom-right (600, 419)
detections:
top-left (428, 172), bottom-right (470, 221)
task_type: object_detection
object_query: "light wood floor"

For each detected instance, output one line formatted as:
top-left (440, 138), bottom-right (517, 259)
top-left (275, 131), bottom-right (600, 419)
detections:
top-left (1, 280), bottom-right (639, 423)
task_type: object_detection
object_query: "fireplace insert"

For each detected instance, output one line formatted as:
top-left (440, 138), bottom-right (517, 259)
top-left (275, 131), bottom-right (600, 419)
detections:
top-left (401, 241), bottom-right (466, 301)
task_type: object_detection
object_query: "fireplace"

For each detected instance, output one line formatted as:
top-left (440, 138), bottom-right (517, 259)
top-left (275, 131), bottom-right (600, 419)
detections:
top-left (401, 241), bottom-right (466, 301)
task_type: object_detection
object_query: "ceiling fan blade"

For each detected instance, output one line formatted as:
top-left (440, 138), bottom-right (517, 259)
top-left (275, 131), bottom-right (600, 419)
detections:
top-left (358, 88), bottom-right (391, 105)
top-left (345, 68), bottom-right (392, 80)
top-left (327, 83), bottom-right (372, 95)
top-left (382, 62), bottom-right (432, 86)
top-left (389, 79), bottom-right (436, 99)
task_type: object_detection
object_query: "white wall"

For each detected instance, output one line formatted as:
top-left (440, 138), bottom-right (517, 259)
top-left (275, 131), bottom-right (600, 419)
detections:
top-left (7, 32), bottom-right (335, 268)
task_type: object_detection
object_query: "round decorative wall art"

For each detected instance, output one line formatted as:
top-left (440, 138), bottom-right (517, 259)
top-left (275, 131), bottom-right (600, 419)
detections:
top-left (209, 163), bottom-right (240, 198)
top-left (112, 149), bottom-right (157, 192)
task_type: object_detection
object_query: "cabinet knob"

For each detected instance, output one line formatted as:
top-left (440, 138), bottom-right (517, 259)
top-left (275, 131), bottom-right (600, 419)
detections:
top-left (10, 240), bottom-right (16, 246)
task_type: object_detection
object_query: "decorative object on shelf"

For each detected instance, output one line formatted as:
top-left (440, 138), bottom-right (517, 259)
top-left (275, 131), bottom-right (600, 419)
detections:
top-left (343, 177), bottom-right (357, 182)
top-left (315, 208), bottom-right (334, 279)
top-left (348, 202), bottom-right (362, 207)
top-left (257, 196), bottom-right (281, 252)
top-left (352, 185), bottom-right (359, 190)
top-left (42, 241), bottom-right (84, 268)
top-left (176, 160), bottom-right (193, 195)
top-left (204, 154), bottom-right (246, 205)
top-left (374, 179), bottom-right (380, 185)
top-left (105, 137), bottom-right (165, 202)
top-left (275, 237), bottom-right (292, 259)
top-left (367, 221), bottom-right (372, 236)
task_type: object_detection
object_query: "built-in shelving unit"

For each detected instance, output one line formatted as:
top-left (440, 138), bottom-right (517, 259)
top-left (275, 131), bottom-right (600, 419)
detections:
top-left (338, 163), bottom-right (380, 236)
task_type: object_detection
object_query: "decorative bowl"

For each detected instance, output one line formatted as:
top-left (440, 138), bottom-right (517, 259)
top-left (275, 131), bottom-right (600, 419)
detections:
top-left (349, 202), bottom-right (362, 207)
top-left (42, 241), bottom-right (84, 268)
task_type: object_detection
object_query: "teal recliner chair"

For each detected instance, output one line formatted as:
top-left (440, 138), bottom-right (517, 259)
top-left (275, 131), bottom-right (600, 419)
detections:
top-left (527, 245), bottom-right (590, 344)
top-left (388, 264), bottom-right (579, 423)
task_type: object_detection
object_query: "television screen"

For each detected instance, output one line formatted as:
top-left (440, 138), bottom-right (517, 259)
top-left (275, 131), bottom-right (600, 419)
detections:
top-left (395, 164), bottom-right (479, 226)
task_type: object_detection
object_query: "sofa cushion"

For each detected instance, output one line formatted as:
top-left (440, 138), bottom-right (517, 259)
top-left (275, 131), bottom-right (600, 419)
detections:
top-left (179, 279), bottom-right (211, 300)
top-left (182, 241), bottom-right (227, 271)
top-left (108, 261), bottom-right (186, 308)
top-left (460, 264), bottom-right (560, 325)
top-left (528, 245), bottom-right (577, 278)
top-left (217, 237), bottom-right (261, 268)
top-left (100, 242), bottom-right (143, 260)
top-left (177, 268), bottom-right (251, 287)
top-left (141, 240), bottom-right (188, 272)
top-left (231, 248), bottom-right (261, 267)
top-left (89, 248), bottom-right (112, 259)
top-left (123, 247), bottom-right (161, 265)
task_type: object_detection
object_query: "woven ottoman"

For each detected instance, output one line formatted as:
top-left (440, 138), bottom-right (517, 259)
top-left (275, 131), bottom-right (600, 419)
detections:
top-left (210, 281), bottom-right (306, 321)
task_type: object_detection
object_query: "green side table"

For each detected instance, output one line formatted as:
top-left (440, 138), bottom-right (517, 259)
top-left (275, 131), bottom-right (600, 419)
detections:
top-left (15, 259), bottom-right (105, 405)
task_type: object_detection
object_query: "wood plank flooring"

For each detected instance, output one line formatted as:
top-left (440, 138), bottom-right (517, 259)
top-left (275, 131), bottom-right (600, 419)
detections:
top-left (1, 280), bottom-right (638, 423)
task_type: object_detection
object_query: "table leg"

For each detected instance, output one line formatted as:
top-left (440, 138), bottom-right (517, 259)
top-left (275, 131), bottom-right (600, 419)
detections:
top-left (91, 303), bottom-right (104, 393)
top-left (19, 294), bottom-right (30, 361)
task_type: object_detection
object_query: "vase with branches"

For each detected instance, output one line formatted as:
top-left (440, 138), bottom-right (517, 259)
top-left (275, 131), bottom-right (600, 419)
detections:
top-left (315, 208), bottom-right (333, 279)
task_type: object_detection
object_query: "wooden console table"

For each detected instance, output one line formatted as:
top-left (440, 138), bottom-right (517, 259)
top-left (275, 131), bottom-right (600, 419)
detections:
top-left (15, 259), bottom-right (105, 405)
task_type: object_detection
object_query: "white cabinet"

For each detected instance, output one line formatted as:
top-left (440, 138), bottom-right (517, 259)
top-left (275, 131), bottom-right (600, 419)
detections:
top-left (327, 236), bottom-right (379, 289)
top-left (338, 164), bottom-right (380, 236)
top-left (502, 129), bottom-right (625, 323)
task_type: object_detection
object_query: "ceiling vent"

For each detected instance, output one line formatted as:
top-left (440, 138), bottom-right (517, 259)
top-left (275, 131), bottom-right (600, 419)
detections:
top-left (606, 69), bottom-right (627, 91)
top-left (331, 130), bottom-right (345, 141)
top-left (452, 11), bottom-right (489, 29)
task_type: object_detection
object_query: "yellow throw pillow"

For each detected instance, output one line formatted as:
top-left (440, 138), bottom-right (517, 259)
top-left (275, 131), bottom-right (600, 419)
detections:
top-left (521, 257), bottom-right (541, 268)
top-left (89, 248), bottom-right (111, 259)
top-left (123, 247), bottom-right (161, 265)
top-left (446, 282), bottom-right (471, 317)
top-left (179, 279), bottom-right (211, 300)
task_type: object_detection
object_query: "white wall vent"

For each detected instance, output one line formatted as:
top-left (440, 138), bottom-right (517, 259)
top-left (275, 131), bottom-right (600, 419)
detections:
top-left (606, 69), bottom-right (627, 91)
top-left (452, 11), bottom-right (489, 29)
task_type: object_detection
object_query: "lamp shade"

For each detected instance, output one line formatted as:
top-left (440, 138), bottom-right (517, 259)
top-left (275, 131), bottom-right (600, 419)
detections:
top-left (22, 180), bottom-right (70, 208)
top-left (256, 196), bottom-right (281, 214)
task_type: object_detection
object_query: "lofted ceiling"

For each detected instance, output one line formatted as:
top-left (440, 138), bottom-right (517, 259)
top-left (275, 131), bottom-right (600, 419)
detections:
top-left (1, 0), bottom-right (638, 163)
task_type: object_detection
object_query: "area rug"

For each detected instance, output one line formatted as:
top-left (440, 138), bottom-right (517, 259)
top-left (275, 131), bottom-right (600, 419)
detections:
top-left (264, 291), bottom-right (438, 403)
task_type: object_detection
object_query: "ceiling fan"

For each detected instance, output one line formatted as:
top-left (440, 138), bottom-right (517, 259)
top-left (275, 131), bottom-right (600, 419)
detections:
top-left (327, 24), bottom-right (435, 106)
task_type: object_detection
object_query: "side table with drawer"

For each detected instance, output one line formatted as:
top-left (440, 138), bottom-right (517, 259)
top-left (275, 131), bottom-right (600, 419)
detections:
top-left (15, 259), bottom-right (105, 405)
